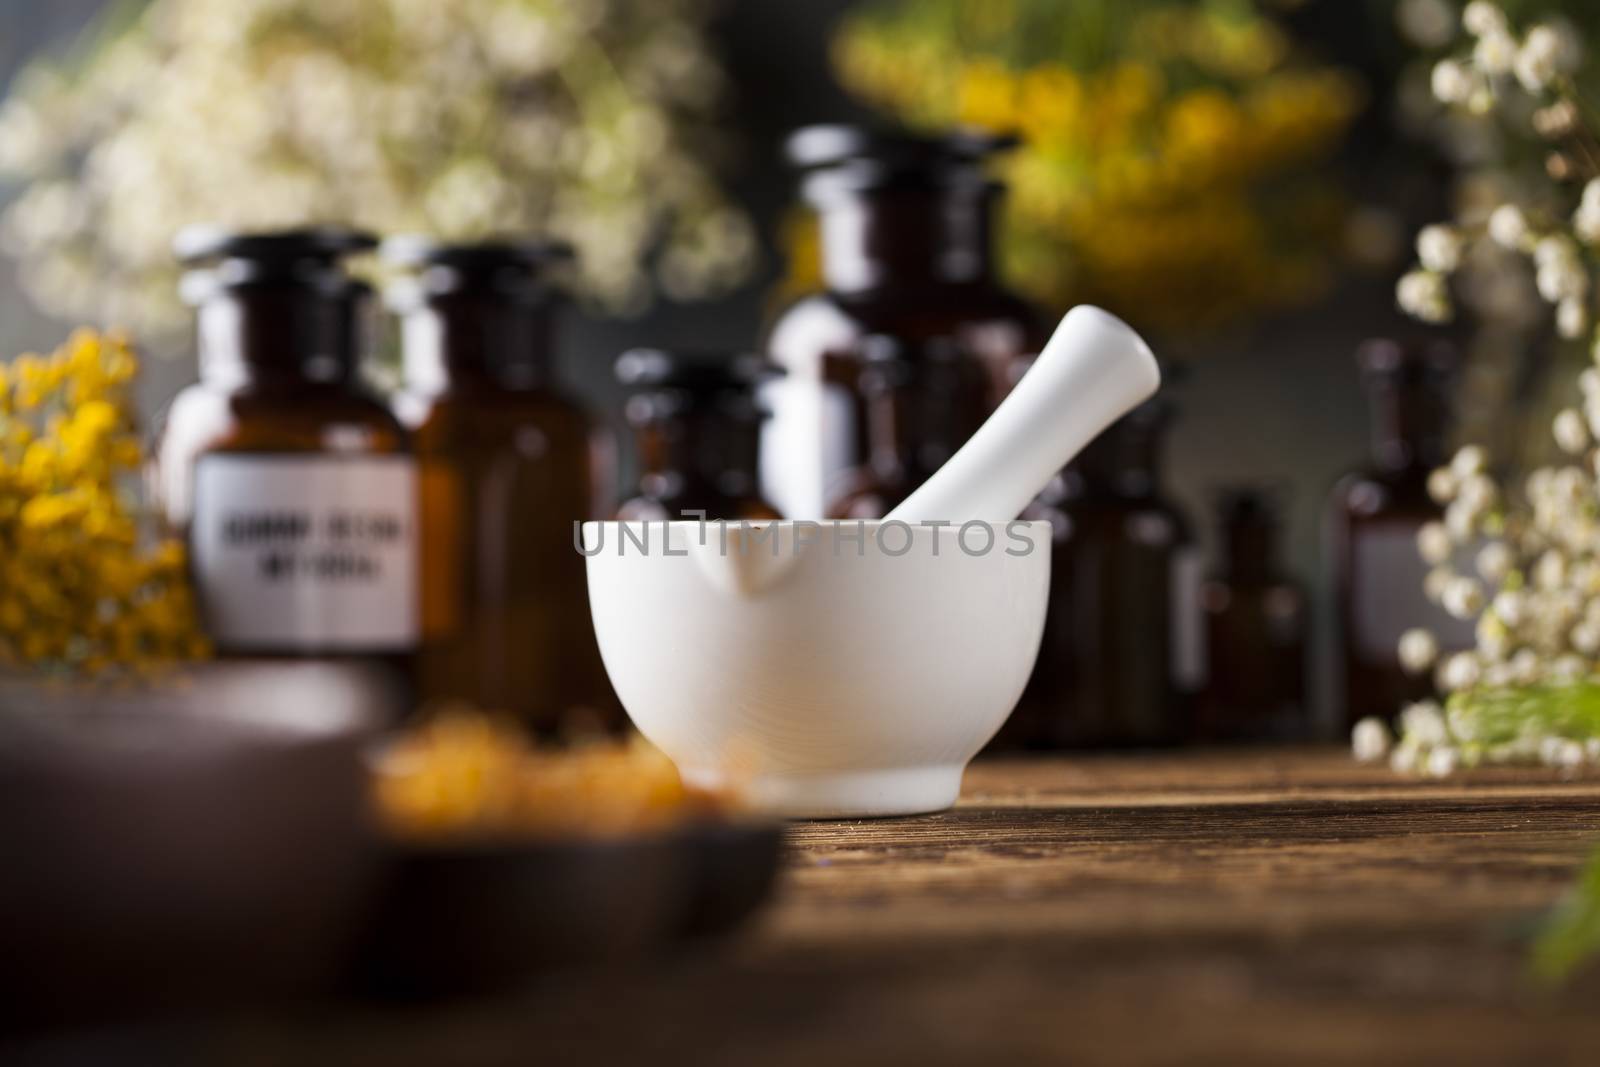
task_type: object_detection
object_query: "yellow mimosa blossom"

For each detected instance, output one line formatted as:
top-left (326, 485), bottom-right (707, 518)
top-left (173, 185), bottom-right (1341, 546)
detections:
top-left (828, 0), bottom-right (1363, 333)
top-left (0, 330), bottom-right (207, 673)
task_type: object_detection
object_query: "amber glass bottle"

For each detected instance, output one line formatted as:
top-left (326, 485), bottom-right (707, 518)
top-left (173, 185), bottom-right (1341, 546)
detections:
top-left (1327, 338), bottom-right (1467, 728)
top-left (614, 350), bottom-right (781, 521)
top-left (827, 335), bottom-right (990, 518)
top-left (155, 228), bottom-right (417, 696)
top-left (1198, 488), bottom-right (1309, 742)
top-left (763, 125), bottom-right (1047, 518)
top-left (386, 238), bottom-right (617, 733)
top-left (997, 394), bottom-right (1204, 749)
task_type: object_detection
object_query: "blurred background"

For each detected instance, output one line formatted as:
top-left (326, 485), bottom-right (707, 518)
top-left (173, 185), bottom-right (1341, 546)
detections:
top-left (0, 0), bottom-right (1541, 731)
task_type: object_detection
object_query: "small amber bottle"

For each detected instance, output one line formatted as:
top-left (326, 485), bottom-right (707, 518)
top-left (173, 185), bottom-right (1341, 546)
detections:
top-left (155, 228), bottom-right (418, 692)
top-left (614, 350), bottom-right (782, 521)
top-left (827, 335), bottom-right (990, 518)
top-left (1198, 488), bottom-right (1309, 742)
top-left (1327, 338), bottom-right (1469, 728)
top-left (385, 237), bottom-right (618, 733)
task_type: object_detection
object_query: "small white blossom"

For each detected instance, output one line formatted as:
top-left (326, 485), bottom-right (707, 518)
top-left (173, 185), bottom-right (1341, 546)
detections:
top-left (1443, 576), bottom-right (1486, 619)
top-left (1352, 716), bottom-right (1393, 763)
top-left (1439, 652), bottom-right (1483, 691)
top-left (1398, 628), bottom-right (1440, 673)
top-left (1425, 746), bottom-right (1460, 778)
top-left (1463, 1), bottom-right (1508, 37)
top-left (1401, 699), bottom-right (1451, 745)
top-left (1536, 232), bottom-right (1581, 262)
top-left (1396, 269), bottom-right (1452, 323)
top-left (1571, 619), bottom-right (1600, 655)
top-left (1478, 612), bottom-right (1512, 661)
top-left (1476, 540), bottom-right (1514, 583)
top-left (1575, 189), bottom-right (1600, 245)
top-left (1475, 29), bottom-right (1519, 75)
top-left (1559, 298), bottom-right (1590, 340)
top-left (1457, 472), bottom-right (1498, 513)
top-left (1554, 407), bottom-right (1591, 453)
top-left (1487, 205), bottom-right (1529, 249)
top-left (1535, 100), bottom-right (1581, 138)
top-left (1493, 589), bottom-right (1526, 627)
top-left (1416, 224), bottom-right (1463, 272)
top-left (1417, 520), bottom-right (1454, 564)
top-left (1536, 256), bottom-right (1588, 304)
top-left (1536, 549), bottom-right (1570, 590)
top-left (1541, 737), bottom-right (1586, 769)
top-left (1446, 497), bottom-right (1481, 541)
top-left (1427, 466), bottom-right (1459, 504)
top-left (1552, 466), bottom-right (1589, 503)
top-left (1431, 58), bottom-right (1475, 104)
top-left (1516, 25), bottom-right (1569, 91)
top-left (1425, 566), bottom-right (1455, 603)
top-left (1390, 740), bottom-right (1422, 775)
top-left (1452, 445), bottom-right (1489, 477)
top-left (1509, 646), bottom-right (1541, 684)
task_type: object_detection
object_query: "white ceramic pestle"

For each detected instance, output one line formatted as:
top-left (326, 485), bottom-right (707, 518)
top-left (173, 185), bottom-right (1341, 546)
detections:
top-left (886, 305), bottom-right (1160, 525)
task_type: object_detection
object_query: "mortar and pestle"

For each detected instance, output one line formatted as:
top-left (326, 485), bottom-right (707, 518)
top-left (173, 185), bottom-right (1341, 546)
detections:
top-left (583, 306), bottom-right (1160, 817)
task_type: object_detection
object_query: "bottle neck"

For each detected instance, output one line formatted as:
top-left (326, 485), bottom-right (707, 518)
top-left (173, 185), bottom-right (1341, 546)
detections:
top-left (400, 292), bottom-right (555, 393)
top-left (1365, 376), bottom-right (1448, 473)
top-left (196, 289), bottom-right (360, 388)
top-left (816, 184), bottom-right (999, 295)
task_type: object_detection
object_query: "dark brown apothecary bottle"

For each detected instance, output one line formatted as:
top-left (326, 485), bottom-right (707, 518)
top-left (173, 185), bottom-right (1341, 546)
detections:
top-left (385, 237), bottom-right (619, 734)
top-left (763, 125), bottom-right (1048, 519)
top-left (155, 228), bottom-right (417, 706)
top-left (1327, 338), bottom-right (1467, 728)
top-left (827, 335), bottom-right (990, 518)
top-left (995, 393), bottom-right (1204, 749)
top-left (614, 350), bottom-right (782, 522)
top-left (1197, 488), bottom-right (1309, 743)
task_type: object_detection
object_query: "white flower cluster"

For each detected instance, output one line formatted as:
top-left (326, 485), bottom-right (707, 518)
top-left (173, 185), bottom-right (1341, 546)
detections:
top-left (1353, 697), bottom-right (1600, 779)
top-left (0, 0), bottom-right (757, 334)
top-left (1432, 3), bottom-right (1581, 107)
top-left (1378, 3), bottom-right (1600, 777)
top-left (1398, 7), bottom-right (1595, 337)
top-left (1354, 377), bottom-right (1600, 775)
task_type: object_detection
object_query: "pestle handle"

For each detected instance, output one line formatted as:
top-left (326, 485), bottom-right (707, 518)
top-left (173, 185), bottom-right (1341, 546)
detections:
top-left (885, 306), bottom-right (1160, 524)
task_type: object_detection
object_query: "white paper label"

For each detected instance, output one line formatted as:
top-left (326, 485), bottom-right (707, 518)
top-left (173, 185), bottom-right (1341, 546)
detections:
top-left (1171, 547), bottom-right (1207, 691)
top-left (191, 455), bottom-right (419, 651)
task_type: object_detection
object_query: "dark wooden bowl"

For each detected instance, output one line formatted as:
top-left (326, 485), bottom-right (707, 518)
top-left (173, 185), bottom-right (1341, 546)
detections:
top-left (679, 819), bottom-right (786, 939)
top-left (356, 819), bottom-right (784, 1000)
top-left (0, 663), bottom-right (388, 1031)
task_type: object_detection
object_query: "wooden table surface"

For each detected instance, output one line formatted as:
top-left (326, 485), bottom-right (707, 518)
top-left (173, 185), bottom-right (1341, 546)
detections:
top-left (245, 748), bottom-right (1600, 1065)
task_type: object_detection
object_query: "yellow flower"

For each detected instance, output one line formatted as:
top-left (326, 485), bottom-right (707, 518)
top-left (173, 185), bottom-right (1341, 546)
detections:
top-left (831, 0), bottom-right (1361, 333)
top-left (957, 59), bottom-right (1017, 129)
top-left (1017, 67), bottom-right (1083, 143)
top-left (0, 329), bottom-right (207, 674)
